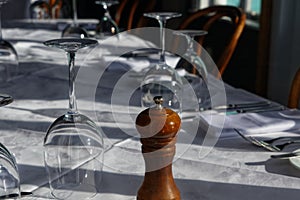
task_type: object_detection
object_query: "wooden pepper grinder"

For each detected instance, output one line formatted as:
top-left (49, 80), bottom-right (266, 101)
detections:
top-left (135, 96), bottom-right (181, 200)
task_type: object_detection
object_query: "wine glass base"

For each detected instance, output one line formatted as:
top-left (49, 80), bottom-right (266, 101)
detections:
top-left (95, 0), bottom-right (119, 7)
top-left (144, 12), bottom-right (182, 21)
top-left (44, 38), bottom-right (98, 52)
top-left (51, 184), bottom-right (98, 200)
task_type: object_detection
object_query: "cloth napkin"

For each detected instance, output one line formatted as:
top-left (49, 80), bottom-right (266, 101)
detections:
top-left (197, 109), bottom-right (300, 139)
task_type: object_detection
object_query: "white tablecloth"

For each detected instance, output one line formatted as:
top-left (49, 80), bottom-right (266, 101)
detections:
top-left (1, 20), bottom-right (300, 200)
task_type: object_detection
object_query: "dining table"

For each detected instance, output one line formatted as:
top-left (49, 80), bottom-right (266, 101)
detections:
top-left (0, 19), bottom-right (300, 200)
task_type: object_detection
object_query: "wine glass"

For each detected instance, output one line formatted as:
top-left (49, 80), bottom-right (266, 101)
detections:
top-left (174, 30), bottom-right (211, 110)
top-left (62, 0), bottom-right (89, 38)
top-left (43, 38), bottom-right (104, 200)
top-left (0, 143), bottom-right (20, 199)
top-left (95, 0), bottom-right (119, 37)
top-left (0, 96), bottom-right (19, 199)
top-left (141, 12), bottom-right (182, 113)
top-left (0, 0), bottom-right (18, 83)
top-left (174, 30), bottom-right (208, 79)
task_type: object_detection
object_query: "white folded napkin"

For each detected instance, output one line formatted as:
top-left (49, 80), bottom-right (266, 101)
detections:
top-left (197, 109), bottom-right (300, 139)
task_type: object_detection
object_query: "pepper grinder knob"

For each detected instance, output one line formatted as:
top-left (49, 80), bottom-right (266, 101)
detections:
top-left (153, 96), bottom-right (163, 109)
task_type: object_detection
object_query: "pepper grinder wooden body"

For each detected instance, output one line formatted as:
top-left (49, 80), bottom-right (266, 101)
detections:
top-left (135, 96), bottom-right (181, 200)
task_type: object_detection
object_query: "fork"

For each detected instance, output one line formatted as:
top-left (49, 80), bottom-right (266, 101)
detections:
top-left (234, 129), bottom-right (300, 152)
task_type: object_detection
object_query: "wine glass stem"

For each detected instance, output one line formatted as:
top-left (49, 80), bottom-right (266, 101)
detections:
top-left (72, 0), bottom-right (78, 26)
top-left (67, 52), bottom-right (77, 113)
top-left (158, 19), bottom-right (166, 64)
top-left (186, 35), bottom-right (194, 54)
top-left (103, 4), bottom-right (110, 17)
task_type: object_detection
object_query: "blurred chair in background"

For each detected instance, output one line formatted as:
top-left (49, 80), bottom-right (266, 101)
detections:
top-left (115, 0), bottom-right (156, 30)
top-left (288, 67), bottom-right (300, 108)
top-left (29, 0), bottom-right (50, 19)
top-left (114, 0), bottom-right (127, 26)
top-left (49, 0), bottom-right (62, 18)
top-left (179, 5), bottom-right (246, 77)
top-left (30, 0), bottom-right (71, 19)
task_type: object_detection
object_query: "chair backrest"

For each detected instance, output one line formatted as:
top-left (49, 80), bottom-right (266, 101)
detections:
top-left (179, 5), bottom-right (246, 77)
top-left (288, 68), bottom-right (300, 108)
top-left (48, 0), bottom-right (63, 19)
top-left (115, 0), bottom-right (156, 30)
top-left (115, 0), bottom-right (129, 26)
top-left (30, 0), bottom-right (50, 19)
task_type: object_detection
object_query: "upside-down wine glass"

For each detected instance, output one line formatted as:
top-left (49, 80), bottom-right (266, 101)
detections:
top-left (0, 95), bottom-right (19, 199)
top-left (0, 0), bottom-right (18, 83)
top-left (43, 38), bottom-right (104, 200)
top-left (62, 0), bottom-right (88, 38)
top-left (174, 30), bottom-right (208, 79)
top-left (140, 12), bottom-right (183, 113)
top-left (0, 143), bottom-right (20, 199)
top-left (174, 30), bottom-right (211, 110)
top-left (95, 0), bottom-right (119, 37)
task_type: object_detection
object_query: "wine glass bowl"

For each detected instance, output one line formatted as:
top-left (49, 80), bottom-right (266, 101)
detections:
top-left (174, 30), bottom-right (208, 78)
top-left (95, 0), bottom-right (119, 37)
top-left (0, 143), bottom-right (20, 199)
top-left (44, 113), bottom-right (103, 200)
top-left (43, 38), bottom-right (104, 200)
top-left (62, 25), bottom-right (89, 39)
top-left (174, 30), bottom-right (211, 111)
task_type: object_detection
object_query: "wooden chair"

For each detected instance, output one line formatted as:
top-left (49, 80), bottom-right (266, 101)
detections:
top-left (30, 0), bottom-right (50, 19)
top-left (48, 0), bottom-right (63, 19)
top-left (114, 0), bottom-right (156, 30)
top-left (179, 6), bottom-right (246, 77)
top-left (288, 68), bottom-right (300, 108)
top-left (114, 0), bottom-right (129, 26)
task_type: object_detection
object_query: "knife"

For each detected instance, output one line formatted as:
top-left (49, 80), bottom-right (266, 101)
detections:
top-left (225, 105), bottom-right (285, 115)
top-left (271, 151), bottom-right (300, 159)
top-left (236, 105), bottom-right (285, 114)
top-left (212, 101), bottom-right (270, 110)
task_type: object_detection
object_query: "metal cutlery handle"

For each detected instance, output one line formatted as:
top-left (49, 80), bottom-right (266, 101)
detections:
top-left (212, 101), bottom-right (270, 110)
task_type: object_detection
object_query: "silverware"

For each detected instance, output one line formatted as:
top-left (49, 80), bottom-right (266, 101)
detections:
top-left (226, 105), bottom-right (285, 115)
top-left (236, 105), bottom-right (285, 113)
top-left (271, 151), bottom-right (300, 159)
top-left (195, 100), bottom-right (285, 115)
top-left (235, 129), bottom-right (300, 152)
top-left (213, 101), bottom-right (270, 110)
top-left (205, 100), bottom-right (285, 115)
